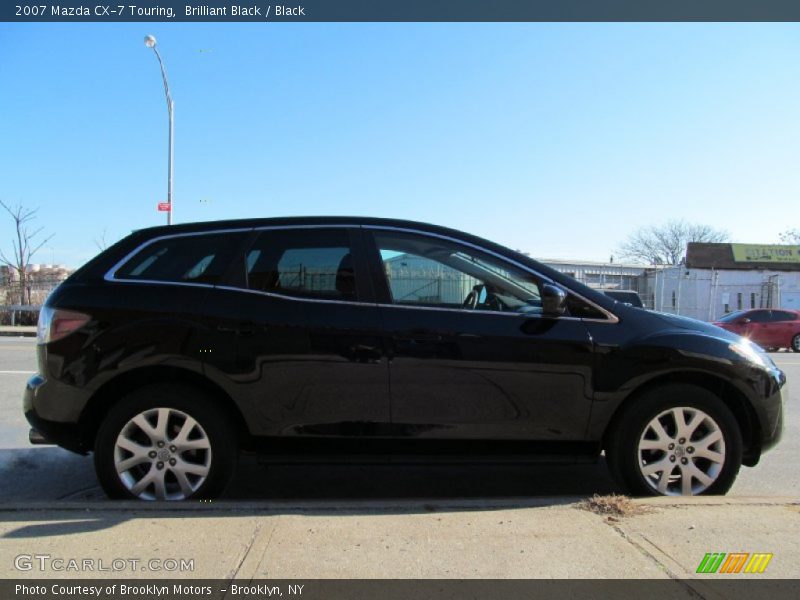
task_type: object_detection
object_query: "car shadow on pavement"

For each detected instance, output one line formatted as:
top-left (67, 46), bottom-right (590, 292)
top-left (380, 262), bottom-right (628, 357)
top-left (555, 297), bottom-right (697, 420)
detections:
top-left (230, 455), bottom-right (622, 501)
top-left (0, 447), bottom-right (624, 538)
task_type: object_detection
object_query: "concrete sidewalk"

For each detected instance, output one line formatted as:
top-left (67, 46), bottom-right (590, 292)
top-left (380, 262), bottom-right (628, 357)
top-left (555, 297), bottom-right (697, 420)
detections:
top-left (0, 496), bottom-right (797, 581)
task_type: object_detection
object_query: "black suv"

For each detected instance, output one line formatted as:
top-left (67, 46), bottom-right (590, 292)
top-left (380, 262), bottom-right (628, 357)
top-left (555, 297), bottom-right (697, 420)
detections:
top-left (25, 217), bottom-right (785, 500)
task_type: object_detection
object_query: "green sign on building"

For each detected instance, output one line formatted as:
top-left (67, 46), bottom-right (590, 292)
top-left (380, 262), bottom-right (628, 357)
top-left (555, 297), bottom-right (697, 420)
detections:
top-left (731, 244), bottom-right (800, 263)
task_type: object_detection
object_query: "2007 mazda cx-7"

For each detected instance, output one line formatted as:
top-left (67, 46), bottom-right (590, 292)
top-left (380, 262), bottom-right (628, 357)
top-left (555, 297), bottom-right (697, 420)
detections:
top-left (24, 217), bottom-right (785, 500)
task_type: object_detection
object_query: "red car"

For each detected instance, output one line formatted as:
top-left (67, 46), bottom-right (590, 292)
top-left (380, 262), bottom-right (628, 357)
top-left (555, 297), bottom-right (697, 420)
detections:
top-left (714, 308), bottom-right (800, 352)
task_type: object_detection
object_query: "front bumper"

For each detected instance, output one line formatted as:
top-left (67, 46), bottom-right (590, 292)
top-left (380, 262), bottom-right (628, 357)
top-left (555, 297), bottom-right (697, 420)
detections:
top-left (763, 367), bottom-right (786, 450)
top-left (743, 367), bottom-right (785, 466)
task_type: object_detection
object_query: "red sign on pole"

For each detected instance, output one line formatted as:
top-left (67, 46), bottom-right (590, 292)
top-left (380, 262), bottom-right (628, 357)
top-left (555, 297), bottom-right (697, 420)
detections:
top-left (157, 202), bottom-right (172, 212)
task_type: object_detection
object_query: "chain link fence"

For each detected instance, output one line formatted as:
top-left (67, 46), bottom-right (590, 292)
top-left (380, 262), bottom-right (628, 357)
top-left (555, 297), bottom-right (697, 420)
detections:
top-left (0, 278), bottom-right (64, 325)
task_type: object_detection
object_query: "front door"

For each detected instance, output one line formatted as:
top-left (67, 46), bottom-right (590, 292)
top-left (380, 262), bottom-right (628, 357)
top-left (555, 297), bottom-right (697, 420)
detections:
top-left (364, 227), bottom-right (596, 444)
top-left (745, 310), bottom-right (773, 347)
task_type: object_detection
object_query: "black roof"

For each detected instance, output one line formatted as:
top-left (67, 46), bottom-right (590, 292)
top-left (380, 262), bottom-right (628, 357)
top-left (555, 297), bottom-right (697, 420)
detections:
top-left (136, 216), bottom-right (536, 266)
top-left (138, 215), bottom-right (458, 235)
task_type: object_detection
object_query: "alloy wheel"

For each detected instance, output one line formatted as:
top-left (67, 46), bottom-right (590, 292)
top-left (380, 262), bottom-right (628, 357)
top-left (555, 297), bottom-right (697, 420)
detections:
top-left (637, 407), bottom-right (726, 496)
top-left (113, 407), bottom-right (212, 500)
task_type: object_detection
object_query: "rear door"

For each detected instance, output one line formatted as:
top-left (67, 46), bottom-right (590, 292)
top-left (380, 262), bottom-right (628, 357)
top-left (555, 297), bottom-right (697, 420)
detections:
top-left (771, 310), bottom-right (799, 348)
top-left (201, 226), bottom-right (391, 440)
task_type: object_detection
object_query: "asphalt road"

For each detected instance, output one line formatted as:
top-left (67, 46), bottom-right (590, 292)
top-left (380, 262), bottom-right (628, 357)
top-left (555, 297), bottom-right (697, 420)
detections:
top-left (0, 337), bottom-right (797, 502)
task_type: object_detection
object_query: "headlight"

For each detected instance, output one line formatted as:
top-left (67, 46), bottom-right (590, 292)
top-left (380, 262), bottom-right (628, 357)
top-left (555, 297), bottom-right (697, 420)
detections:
top-left (729, 339), bottom-right (773, 369)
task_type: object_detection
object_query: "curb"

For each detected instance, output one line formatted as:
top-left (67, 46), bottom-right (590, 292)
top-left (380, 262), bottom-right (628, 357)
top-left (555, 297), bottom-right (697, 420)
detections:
top-left (0, 496), bottom-right (796, 513)
top-left (0, 329), bottom-right (36, 337)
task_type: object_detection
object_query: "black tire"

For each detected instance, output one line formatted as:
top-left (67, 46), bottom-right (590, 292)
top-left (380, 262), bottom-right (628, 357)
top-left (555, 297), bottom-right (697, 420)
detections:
top-left (605, 384), bottom-right (743, 497)
top-left (792, 334), bottom-right (800, 353)
top-left (94, 384), bottom-right (238, 500)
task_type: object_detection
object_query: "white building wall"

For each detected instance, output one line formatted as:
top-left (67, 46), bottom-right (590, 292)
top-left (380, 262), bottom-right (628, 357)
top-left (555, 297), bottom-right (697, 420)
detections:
top-left (650, 267), bottom-right (800, 321)
top-left (539, 259), bottom-right (646, 291)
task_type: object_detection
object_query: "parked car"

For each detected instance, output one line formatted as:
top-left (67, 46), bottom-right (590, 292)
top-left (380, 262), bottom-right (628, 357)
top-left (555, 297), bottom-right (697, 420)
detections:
top-left (714, 309), bottom-right (800, 352)
top-left (25, 217), bottom-right (785, 500)
top-left (604, 290), bottom-right (644, 308)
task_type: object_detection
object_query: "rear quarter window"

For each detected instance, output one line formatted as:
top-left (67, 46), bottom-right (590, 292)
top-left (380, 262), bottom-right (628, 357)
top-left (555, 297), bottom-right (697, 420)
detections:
top-left (112, 232), bottom-right (244, 285)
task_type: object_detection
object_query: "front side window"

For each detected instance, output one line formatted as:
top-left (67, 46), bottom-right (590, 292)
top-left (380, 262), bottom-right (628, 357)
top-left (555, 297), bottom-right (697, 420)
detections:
top-left (245, 229), bottom-right (357, 300)
top-left (114, 233), bottom-right (242, 285)
top-left (717, 310), bottom-right (748, 323)
top-left (371, 230), bottom-right (543, 314)
top-left (748, 311), bottom-right (771, 323)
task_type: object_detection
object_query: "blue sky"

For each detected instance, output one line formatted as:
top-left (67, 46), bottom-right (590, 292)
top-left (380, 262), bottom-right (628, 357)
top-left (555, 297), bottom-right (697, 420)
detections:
top-left (1, 23), bottom-right (799, 267)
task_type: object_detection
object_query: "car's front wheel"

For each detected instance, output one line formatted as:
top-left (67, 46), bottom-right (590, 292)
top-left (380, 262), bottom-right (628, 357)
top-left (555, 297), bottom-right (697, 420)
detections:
top-left (605, 384), bottom-right (743, 496)
top-left (94, 384), bottom-right (238, 500)
top-left (792, 334), bottom-right (800, 353)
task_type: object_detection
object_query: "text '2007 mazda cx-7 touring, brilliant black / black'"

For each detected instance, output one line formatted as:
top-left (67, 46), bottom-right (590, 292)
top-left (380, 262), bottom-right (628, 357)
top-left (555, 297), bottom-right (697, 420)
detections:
top-left (24, 217), bottom-right (785, 500)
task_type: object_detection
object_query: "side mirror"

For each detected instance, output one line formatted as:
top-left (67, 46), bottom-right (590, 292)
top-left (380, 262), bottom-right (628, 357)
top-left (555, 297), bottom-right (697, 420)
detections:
top-left (542, 284), bottom-right (567, 317)
top-left (740, 317), bottom-right (751, 324)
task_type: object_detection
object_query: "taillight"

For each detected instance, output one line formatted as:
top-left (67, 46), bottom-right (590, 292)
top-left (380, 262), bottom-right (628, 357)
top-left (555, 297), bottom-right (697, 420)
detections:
top-left (37, 306), bottom-right (90, 344)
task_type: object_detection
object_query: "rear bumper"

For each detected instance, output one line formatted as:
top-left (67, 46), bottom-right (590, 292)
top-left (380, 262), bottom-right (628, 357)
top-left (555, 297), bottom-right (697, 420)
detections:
top-left (28, 428), bottom-right (49, 445)
top-left (24, 374), bottom-right (90, 454)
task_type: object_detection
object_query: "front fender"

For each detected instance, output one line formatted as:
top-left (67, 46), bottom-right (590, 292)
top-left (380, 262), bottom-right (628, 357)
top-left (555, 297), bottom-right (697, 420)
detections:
top-left (585, 329), bottom-right (784, 443)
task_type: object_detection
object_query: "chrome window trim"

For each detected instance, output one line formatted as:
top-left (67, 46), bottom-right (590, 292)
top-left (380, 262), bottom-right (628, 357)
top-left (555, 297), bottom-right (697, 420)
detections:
top-left (214, 285), bottom-right (369, 307)
top-left (365, 225), bottom-right (620, 324)
top-left (102, 222), bottom-right (619, 324)
top-left (106, 279), bottom-right (215, 290)
top-left (104, 224), bottom-right (362, 285)
top-left (375, 301), bottom-right (582, 320)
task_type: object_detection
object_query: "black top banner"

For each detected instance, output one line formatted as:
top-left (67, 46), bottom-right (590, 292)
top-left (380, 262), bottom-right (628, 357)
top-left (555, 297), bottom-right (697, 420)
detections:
top-left (4, 0), bottom-right (800, 23)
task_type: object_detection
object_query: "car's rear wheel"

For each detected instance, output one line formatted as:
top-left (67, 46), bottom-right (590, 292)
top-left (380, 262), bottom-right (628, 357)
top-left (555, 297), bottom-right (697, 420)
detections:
top-left (605, 384), bottom-right (743, 496)
top-left (94, 384), bottom-right (238, 500)
top-left (792, 334), bottom-right (800, 353)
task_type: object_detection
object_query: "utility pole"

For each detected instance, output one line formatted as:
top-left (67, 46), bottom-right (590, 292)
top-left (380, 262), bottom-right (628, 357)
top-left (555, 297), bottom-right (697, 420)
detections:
top-left (144, 35), bottom-right (174, 225)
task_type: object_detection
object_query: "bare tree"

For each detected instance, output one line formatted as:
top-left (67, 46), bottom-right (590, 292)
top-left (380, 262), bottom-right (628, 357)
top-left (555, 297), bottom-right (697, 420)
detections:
top-left (94, 227), bottom-right (109, 251)
top-left (778, 228), bottom-right (800, 244)
top-left (0, 200), bottom-right (54, 306)
top-left (618, 220), bottom-right (729, 265)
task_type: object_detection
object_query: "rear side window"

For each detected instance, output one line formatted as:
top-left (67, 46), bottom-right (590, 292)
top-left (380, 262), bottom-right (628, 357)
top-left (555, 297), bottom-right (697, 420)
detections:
top-left (771, 310), bottom-right (797, 322)
top-left (113, 233), bottom-right (243, 285)
top-left (245, 229), bottom-right (357, 300)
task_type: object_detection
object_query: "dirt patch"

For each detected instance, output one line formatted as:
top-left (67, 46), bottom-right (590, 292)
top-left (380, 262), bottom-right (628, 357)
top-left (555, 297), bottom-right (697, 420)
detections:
top-left (576, 494), bottom-right (654, 521)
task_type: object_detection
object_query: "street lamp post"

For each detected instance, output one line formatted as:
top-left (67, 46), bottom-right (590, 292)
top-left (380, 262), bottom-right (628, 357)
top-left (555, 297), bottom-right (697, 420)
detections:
top-left (144, 34), bottom-right (174, 225)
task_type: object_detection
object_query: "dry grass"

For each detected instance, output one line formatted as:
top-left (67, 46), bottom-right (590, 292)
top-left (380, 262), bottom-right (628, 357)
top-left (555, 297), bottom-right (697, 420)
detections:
top-left (576, 494), bottom-right (654, 520)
